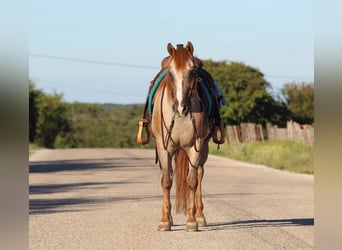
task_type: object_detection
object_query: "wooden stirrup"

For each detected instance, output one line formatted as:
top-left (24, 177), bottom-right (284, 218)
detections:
top-left (137, 119), bottom-right (151, 145)
top-left (212, 121), bottom-right (225, 145)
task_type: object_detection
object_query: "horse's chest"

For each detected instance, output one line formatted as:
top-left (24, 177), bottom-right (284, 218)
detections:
top-left (171, 118), bottom-right (195, 143)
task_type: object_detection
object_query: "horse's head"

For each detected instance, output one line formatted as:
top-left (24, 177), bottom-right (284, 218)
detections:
top-left (165, 41), bottom-right (197, 117)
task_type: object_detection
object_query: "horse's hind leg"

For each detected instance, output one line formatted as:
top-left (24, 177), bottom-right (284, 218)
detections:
top-left (195, 165), bottom-right (206, 227)
top-left (158, 152), bottom-right (173, 231)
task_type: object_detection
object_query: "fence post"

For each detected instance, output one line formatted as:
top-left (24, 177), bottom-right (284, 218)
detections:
top-left (257, 124), bottom-right (264, 141)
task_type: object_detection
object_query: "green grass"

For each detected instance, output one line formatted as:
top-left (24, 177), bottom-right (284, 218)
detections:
top-left (29, 143), bottom-right (44, 155)
top-left (209, 141), bottom-right (314, 174)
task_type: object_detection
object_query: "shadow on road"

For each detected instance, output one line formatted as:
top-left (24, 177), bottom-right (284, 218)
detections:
top-left (206, 218), bottom-right (314, 230)
top-left (29, 193), bottom-right (163, 215)
top-left (29, 156), bottom-right (159, 215)
top-left (29, 157), bottom-right (155, 173)
top-left (30, 181), bottom-right (132, 195)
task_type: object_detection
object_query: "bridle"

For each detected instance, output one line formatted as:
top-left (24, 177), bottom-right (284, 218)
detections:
top-left (159, 65), bottom-right (204, 154)
top-left (167, 59), bottom-right (201, 116)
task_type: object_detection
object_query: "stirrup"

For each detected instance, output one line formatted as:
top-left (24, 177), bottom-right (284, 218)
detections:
top-left (137, 119), bottom-right (151, 145)
top-left (212, 120), bottom-right (225, 145)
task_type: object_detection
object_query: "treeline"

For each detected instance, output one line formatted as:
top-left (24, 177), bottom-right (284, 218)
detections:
top-left (29, 60), bottom-right (314, 149)
top-left (29, 81), bottom-right (150, 149)
top-left (202, 60), bottom-right (314, 126)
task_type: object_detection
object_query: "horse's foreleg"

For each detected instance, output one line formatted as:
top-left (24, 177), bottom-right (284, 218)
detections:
top-left (158, 153), bottom-right (173, 231)
top-left (186, 166), bottom-right (198, 231)
top-left (195, 165), bottom-right (206, 227)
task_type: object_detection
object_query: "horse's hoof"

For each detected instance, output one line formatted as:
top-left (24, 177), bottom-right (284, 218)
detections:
top-left (158, 221), bottom-right (171, 231)
top-left (196, 216), bottom-right (207, 227)
top-left (185, 221), bottom-right (198, 232)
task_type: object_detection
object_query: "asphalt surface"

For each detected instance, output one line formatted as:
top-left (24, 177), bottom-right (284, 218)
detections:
top-left (29, 148), bottom-right (314, 249)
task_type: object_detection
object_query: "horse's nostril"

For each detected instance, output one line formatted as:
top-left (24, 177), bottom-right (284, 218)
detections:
top-left (182, 105), bottom-right (188, 114)
top-left (178, 105), bottom-right (188, 116)
top-left (174, 101), bottom-right (188, 116)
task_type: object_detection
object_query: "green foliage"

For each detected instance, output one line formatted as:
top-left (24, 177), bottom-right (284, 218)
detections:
top-left (202, 60), bottom-right (289, 126)
top-left (54, 102), bottom-right (152, 149)
top-left (34, 91), bottom-right (69, 148)
top-left (282, 82), bottom-right (314, 124)
top-left (30, 82), bottom-right (69, 148)
top-left (29, 81), bottom-right (43, 142)
top-left (30, 82), bottom-right (150, 149)
top-left (210, 141), bottom-right (313, 174)
top-left (29, 60), bottom-right (313, 149)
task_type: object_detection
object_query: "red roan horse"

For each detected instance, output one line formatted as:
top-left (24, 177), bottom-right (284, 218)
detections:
top-left (151, 42), bottom-right (213, 231)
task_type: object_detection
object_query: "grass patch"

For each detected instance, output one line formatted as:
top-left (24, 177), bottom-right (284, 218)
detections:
top-left (29, 143), bottom-right (44, 155)
top-left (209, 141), bottom-right (313, 174)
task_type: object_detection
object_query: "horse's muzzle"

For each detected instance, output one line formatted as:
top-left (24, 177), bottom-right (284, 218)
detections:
top-left (179, 104), bottom-right (189, 117)
top-left (173, 100), bottom-right (189, 117)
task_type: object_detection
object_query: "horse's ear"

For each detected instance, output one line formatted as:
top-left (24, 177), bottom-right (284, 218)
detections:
top-left (167, 43), bottom-right (175, 56)
top-left (186, 41), bottom-right (194, 55)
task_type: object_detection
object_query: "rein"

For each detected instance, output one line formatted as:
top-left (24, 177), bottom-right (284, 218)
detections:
top-left (159, 85), bottom-right (199, 169)
top-left (160, 81), bottom-right (175, 151)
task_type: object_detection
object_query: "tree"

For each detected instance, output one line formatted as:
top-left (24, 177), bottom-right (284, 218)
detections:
top-left (29, 82), bottom-right (149, 149)
top-left (202, 60), bottom-right (288, 125)
top-left (29, 81), bottom-right (43, 142)
top-left (282, 82), bottom-right (314, 124)
top-left (55, 103), bottom-right (111, 148)
top-left (31, 83), bottom-right (69, 148)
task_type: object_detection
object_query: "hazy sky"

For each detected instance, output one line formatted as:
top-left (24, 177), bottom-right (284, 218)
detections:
top-left (29, 0), bottom-right (313, 104)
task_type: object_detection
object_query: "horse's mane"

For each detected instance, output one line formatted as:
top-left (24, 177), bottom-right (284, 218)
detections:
top-left (171, 47), bottom-right (192, 71)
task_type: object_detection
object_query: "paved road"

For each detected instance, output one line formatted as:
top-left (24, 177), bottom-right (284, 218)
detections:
top-left (29, 148), bottom-right (313, 249)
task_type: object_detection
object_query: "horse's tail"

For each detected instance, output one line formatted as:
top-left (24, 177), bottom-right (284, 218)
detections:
top-left (175, 149), bottom-right (189, 214)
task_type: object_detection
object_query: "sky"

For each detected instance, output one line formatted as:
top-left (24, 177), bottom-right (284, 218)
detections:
top-left (29, 0), bottom-right (313, 104)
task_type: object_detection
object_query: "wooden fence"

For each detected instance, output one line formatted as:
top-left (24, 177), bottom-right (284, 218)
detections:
top-left (267, 120), bottom-right (314, 145)
top-left (226, 123), bottom-right (264, 144)
top-left (225, 121), bottom-right (314, 145)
